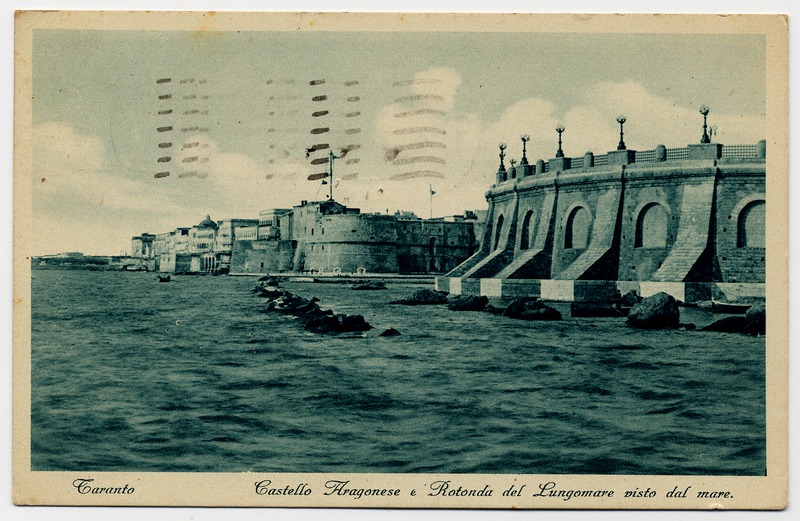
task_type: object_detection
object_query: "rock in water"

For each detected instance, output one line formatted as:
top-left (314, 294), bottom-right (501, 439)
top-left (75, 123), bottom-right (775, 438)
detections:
top-left (626, 292), bottom-right (680, 329)
top-left (379, 328), bottom-right (401, 337)
top-left (338, 314), bottom-right (372, 332)
top-left (700, 316), bottom-right (747, 334)
top-left (390, 288), bottom-right (448, 305)
top-left (502, 298), bottom-right (539, 319)
top-left (745, 304), bottom-right (766, 335)
top-left (447, 295), bottom-right (489, 312)
top-left (502, 298), bottom-right (561, 321)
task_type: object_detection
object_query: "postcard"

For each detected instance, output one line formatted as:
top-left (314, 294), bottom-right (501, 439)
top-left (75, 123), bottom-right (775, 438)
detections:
top-left (12, 10), bottom-right (788, 509)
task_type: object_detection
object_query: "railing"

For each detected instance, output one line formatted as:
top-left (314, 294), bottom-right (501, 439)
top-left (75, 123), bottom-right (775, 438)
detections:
top-left (721, 144), bottom-right (758, 159)
top-left (503, 142), bottom-right (761, 184)
top-left (665, 147), bottom-right (689, 161)
top-left (634, 149), bottom-right (657, 163)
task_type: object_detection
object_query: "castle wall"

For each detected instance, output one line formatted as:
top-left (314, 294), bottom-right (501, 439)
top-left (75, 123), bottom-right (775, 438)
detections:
top-left (298, 213), bottom-right (400, 273)
top-left (395, 220), bottom-right (477, 273)
top-left (230, 239), bottom-right (295, 274)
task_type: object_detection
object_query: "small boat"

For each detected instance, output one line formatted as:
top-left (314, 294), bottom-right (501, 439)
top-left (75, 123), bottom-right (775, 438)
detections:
top-left (711, 300), bottom-right (751, 314)
top-left (158, 275), bottom-right (171, 283)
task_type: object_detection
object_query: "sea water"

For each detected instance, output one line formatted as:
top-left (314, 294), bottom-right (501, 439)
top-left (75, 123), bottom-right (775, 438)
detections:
top-left (30, 270), bottom-right (766, 474)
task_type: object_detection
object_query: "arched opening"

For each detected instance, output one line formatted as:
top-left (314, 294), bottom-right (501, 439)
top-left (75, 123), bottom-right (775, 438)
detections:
top-left (520, 210), bottom-right (534, 250)
top-left (635, 203), bottom-right (668, 248)
top-left (493, 214), bottom-right (504, 250)
top-left (564, 207), bottom-right (590, 249)
top-left (738, 200), bottom-right (765, 248)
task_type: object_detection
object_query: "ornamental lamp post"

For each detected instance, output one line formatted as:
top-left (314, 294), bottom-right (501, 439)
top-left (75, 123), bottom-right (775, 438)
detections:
top-left (498, 142), bottom-right (507, 171)
top-left (616, 115), bottom-right (627, 150)
top-left (699, 105), bottom-right (711, 144)
top-left (520, 134), bottom-right (530, 165)
top-left (555, 124), bottom-right (565, 158)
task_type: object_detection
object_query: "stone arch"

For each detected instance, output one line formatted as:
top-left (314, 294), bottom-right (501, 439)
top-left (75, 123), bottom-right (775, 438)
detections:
top-left (634, 202), bottom-right (669, 248)
top-left (519, 210), bottom-right (535, 250)
top-left (493, 214), bottom-right (505, 250)
top-left (737, 199), bottom-right (765, 248)
top-left (564, 206), bottom-right (591, 249)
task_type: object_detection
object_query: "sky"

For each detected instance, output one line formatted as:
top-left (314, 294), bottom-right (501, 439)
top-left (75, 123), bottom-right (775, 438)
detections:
top-left (30, 26), bottom-right (766, 256)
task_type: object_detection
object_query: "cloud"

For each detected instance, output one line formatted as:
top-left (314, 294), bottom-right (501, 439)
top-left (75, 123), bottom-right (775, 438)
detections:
top-left (410, 66), bottom-right (462, 111)
top-left (367, 77), bottom-right (766, 221)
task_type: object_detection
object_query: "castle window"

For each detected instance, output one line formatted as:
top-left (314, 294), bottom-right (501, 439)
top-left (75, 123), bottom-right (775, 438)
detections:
top-left (564, 207), bottom-right (590, 249)
top-left (635, 203), bottom-right (668, 248)
top-left (737, 200), bottom-right (765, 248)
top-left (493, 214), bottom-right (504, 250)
top-left (520, 210), bottom-right (534, 250)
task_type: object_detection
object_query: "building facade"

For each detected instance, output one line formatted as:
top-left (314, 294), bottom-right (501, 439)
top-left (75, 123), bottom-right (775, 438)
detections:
top-left (131, 202), bottom-right (481, 275)
top-left (437, 139), bottom-right (766, 303)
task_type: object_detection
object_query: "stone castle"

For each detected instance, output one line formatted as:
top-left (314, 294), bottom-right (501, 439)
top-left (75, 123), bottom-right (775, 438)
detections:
top-left (437, 121), bottom-right (766, 304)
top-left (131, 201), bottom-right (481, 275)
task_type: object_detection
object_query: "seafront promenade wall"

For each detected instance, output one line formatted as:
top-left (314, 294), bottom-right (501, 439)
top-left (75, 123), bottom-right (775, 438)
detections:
top-left (438, 141), bottom-right (766, 303)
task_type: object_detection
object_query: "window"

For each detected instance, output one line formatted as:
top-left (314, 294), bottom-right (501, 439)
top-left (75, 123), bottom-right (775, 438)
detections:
top-left (737, 200), bottom-right (765, 248)
top-left (635, 203), bottom-right (668, 248)
top-left (564, 207), bottom-right (590, 249)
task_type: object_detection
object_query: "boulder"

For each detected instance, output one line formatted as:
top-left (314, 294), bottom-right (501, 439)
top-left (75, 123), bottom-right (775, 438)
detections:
top-left (337, 314), bottom-right (372, 332)
top-left (619, 290), bottom-right (642, 307)
top-left (257, 276), bottom-right (281, 287)
top-left (502, 298), bottom-right (561, 321)
top-left (700, 316), bottom-right (747, 334)
top-left (744, 304), bottom-right (766, 336)
top-left (626, 292), bottom-right (680, 329)
top-left (483, 304), bottom-right (507, 315)
top-left (379, 328), bottom-right (401, 337)
top-left (390, 288), bottom-right (448, 305)
top-left (447, 295), bottom-right (489, 312)
top-left (303, 314), bottom-right (340, 334)
top-left (502, 298), bottom-right (539, 319)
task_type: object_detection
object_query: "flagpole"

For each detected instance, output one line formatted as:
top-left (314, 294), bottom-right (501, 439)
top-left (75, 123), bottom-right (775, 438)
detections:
top-left (329, 150), bottom-right (334, 201)
top-left (429, 184), bottom-right (433, 219)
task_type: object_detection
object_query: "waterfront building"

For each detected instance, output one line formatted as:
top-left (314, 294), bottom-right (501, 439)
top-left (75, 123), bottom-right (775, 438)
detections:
top-left (189, 215), bottom-right (218, 272)
top-left (131, 204), bottom-right (481, 275)
top-left (257, 209), bottom-right (293, 240)
top-left (233, 225), bottom-right (258, 242)
top-left (229, 200), bottom-right (481, 275)
top-left (152, 231), bottom-right (174, 272)
top-left (438, 124), bottom-right (766, 303)
top-left (130, 233), bottom-right (155, 259)
top-left (215, 218), bottom-right (259, 271)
